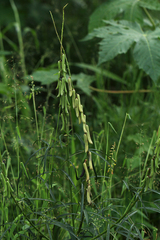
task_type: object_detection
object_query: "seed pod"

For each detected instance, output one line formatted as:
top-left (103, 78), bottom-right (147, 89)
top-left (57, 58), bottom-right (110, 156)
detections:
top-left (145, 176), bottom-right (150, 192)
top-left (58, 60), bottom-right (61, 71)
top-left (87, 181), bottom-right (92, 204)
top-left (7, 181), bottom-right (11, 198)
top-left (2, 162), bottom-right (7, 178)
top-left (62, 54), bottom-right (66, 73)
top-left (77, 94), bottom-right (83, 112)
top-left (68, 77), bottom-right (72, 97)
top-left (84, 133), bottom-right (88, 152)
top-left (74, 98), bottom-right (78, 108)
top-left (20, 162), bottom-right (29, 179)
top-left (81, 113), bottom-right (86, 124)
top-left (61, 95), bottom-right (65, 109)
top-left (61, 113), bottom-right (65, 131)
top-left (65, 100), bottom-right (69, 114)
top-left (86, 125), bottom-right (93, 144)
top-left (7, 180), bottom-right (14, 192)
top-left (1, 172), bottom-right (7, 193)
top-left (61, 77), bottom-right (65, 96)
top-left (56, 73), bottom-right (61, 89)
top-left (78, 115), bottom-right (81, 124)
top-left (79, 104), bottom-right (83, 113)
top-left (83, 161), bottom-right (89, 181)
top-left (75, 98), bottom-right (79, 117)
top-left (150, 158), bottom-right (154, 177)
top-left (83, 123), bottom-right (87, 133)
top-left (75, 107), bottom-right (79, 118)
top-left (57, 80), bottom-right (62, 97)
top-left (72, 89), bottom-right (76, 108)
top-left (88, 151), bottom-right (93, 170)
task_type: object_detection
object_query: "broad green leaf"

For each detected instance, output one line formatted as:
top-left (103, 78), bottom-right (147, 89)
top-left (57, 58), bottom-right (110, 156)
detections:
top-left (88, 0), bottom-right (143, 32)
top-left (85, 20), bottom-right (160, 82)
top-left (140, 0), bottom-right (160, 10)
top-left (71, 73), bottom-right (95, 96)
top-left (133, 36), bottom-right (160, 82)
top-left (25, 69), bottom-right (58, 85)
top-left (98, 34), bottom-right (134, 65)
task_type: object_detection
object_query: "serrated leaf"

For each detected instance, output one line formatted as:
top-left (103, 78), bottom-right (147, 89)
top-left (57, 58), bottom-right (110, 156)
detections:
top-left (98, 34), bottom-right (134, 65)
top-left (139, 0), bottom-right (160, 10)
top-left (133, 36), bottom-right (160, 82)
top-left (88, 0), bottom-right (143, 32)
top-left (86, 20), bottom-right (160, 82)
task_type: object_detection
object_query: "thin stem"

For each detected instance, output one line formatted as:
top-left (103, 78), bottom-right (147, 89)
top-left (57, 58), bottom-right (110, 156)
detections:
top-left (90, 184), bottom-right (145, 240)
top-left (10, 0), bottom-right (26, 76)
top-left (115, 113), bottom-right (130, 161)
top-left (143, 8), bottom-right (155, 29)
top-left (10, 192), bottom-right (50, 240)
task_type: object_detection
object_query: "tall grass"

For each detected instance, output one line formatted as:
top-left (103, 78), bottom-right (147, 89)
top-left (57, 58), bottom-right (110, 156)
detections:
top-left (1, 2), bottom-right (160, 240)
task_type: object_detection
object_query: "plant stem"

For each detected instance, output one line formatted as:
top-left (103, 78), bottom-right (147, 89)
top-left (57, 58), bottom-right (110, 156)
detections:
top-left (143, 7), bottom-right (155, 29)
top-left (10, 192), bottom-right (50, 240)
top-left (10, 0), bottom-right (26, 77)
top-left (115, 113), bottom-right (130, 161)
top-left (90, 184), bottom-right (145, 240)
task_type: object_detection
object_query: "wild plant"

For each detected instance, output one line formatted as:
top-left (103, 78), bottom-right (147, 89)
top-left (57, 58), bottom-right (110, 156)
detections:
top-left (1, 3), bottom-right (160, 240)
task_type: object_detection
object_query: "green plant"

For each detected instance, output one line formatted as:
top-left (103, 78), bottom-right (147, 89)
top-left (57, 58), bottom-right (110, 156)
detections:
top-left (1, 1), bottom-right (160, 240)
top-left (84, 0), bottom-right (160, 82)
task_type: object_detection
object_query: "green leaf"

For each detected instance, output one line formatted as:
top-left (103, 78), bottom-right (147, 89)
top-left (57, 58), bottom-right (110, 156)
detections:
top-left (88, 0), bottom-right (143, 32)
top-left (0, 83), bottom-right (12, 95)
top-left (140, 0), bottom-right (160, 10)
top-left (86, 20), bottom-right (160, 82)
top-left (25, 69), bottom-right (58, 85)
top-left (73, 62), bottom-right (126, 84)
top-left (98, 34), bottom-right (134, 65)
top-left (133, 36), bottom-right (160, 82)
top-left (71, 73), bottom-right (95, 96)
top-left (0, 51), bottom-right (13, 55)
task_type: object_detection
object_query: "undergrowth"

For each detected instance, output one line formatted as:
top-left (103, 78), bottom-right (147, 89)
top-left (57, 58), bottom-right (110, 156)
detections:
top-left (1, 1), bottom-right (160, 240)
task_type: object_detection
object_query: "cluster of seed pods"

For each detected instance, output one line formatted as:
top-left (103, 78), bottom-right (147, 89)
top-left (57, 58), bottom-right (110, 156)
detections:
top-left (57, 53), bottom-right (93, 203)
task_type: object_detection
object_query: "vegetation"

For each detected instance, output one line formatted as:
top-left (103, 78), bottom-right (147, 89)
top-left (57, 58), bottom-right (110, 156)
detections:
top-left (1, 0), bottom-right (160, 239)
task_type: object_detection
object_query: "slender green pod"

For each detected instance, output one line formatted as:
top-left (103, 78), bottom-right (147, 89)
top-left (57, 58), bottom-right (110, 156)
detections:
top-left (83, 161), bottom-right (89, 181)
top-left (87, 181), bottom-right (92, 204)
top-left (62, 54), bottom-right (66, 73)
top-left (20, 162), bottom-right (29, 179)
top-left (2, 162), bottom-right (7, 178)
top-left (72, 89), bottom-right (76, 108)
top-left (68, 77), bottom-right (72, 97)
top-left (61, 113), bottom-right (65, 131)
top-left (88, 151), bottom-right (93, 170)
top-left (58, 60), bottom-right (61, 71)
top-left (75, 98), bottom-right (79, 117)
top-left (61, 77), bottom-right (65, 95)
top-left (1, 172), bottom-right (7, 196)
top-left (86, 125), bottom-right (93, 144)
top-left (84, 133), bottom-right (89, 152)
top-left (61, 95), bottom-right (65, 109)
top-left (83, 123), bottom-right (87, 133)
top-left (65, 98), bottom-right (69, 114)
top-left (7, 180), bottom-right (14, 192)
top-left (81, 113), bottom-right (86, 123)
top-left (78, 116), bottom-right (81, 124)
top-left (57, 80), bottom-right (62, 97)
top-left (77, 94), bottom-right (83, 112)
